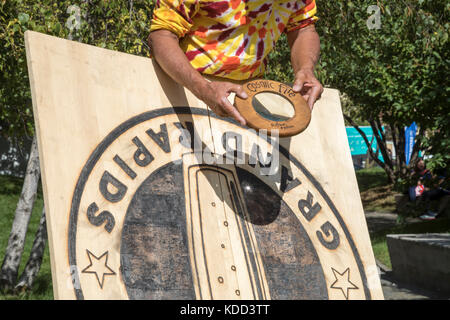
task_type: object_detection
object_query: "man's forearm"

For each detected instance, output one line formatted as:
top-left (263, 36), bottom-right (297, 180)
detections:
top-left (148, 29), bottom-right (247, 124)
top-left (287, 25), bottom-right (322, 109)
top-left (148, 30), bottom-right (208, 98)
top-left (287, 25), bottom-right (320, 73)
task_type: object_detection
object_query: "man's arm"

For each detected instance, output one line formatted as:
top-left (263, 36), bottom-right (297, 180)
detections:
top-left (287, 24), bottom-right (323, 110)
top-left (148, 30), bottom-right (247, 125)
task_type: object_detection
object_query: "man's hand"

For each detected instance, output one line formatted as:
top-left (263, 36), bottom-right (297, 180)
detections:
top-left (292, 69), bottom-right (323, 110)
top-left (287, 24), bottom-right (322, 110)
top-left (195, 81), bottom-right (248, 126)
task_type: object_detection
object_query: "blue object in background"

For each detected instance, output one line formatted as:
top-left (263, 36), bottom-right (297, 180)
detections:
top-left (405, 122), bottom-right (417, 165)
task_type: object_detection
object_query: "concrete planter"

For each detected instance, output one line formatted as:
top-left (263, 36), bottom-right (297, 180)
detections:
top-left (387, 233), bottom-right (450, 297)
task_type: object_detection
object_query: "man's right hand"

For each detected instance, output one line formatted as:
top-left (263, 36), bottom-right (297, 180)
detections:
top-left (195, 81), bottom-right (248, 126)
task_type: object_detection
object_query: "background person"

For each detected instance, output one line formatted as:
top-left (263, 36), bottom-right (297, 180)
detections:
top-left (410, 159), bottom-right (450, 220)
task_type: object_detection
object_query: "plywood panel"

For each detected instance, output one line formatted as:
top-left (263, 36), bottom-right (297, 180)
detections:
top-left (25, 31), bottom-right (383, 300)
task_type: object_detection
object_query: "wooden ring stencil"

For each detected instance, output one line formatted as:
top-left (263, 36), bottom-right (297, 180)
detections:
top-left (234, 79), bottom-right (311, 137)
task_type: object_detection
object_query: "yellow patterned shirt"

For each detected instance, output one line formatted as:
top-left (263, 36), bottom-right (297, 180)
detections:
top-left (150, 0), bottom-right (318, 80)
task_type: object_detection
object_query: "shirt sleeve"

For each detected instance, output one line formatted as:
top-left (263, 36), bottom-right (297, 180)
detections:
top-left (150, 0), bottom-right (199, 38)
top-left (285, 0), bottom-right (318, 33)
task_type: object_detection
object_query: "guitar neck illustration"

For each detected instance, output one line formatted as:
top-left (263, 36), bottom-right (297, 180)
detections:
top-left (183, 153), bottom-right (270, 300)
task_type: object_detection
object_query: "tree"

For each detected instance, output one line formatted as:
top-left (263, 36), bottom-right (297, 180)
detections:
top-left (0, 0), bottom-right (155, 293)
top-left (316, 1), bottom-right (449, 185)
top-left (1, 0), bottom-right (155, 140)
top-left (0, 136), bottom-right (40, 290)
top-left (268, 1), bottom-right (449, 185)
top-left (15, 207), bottom-right (47, 291)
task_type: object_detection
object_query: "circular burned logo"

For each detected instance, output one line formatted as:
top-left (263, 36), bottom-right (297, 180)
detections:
top-left (69, 107), bottom-right (371, 300)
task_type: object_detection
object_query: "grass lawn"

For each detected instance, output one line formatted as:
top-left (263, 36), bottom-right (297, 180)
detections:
top-left (356, 167), bottom-right (450, 269)
top-left (355, 167), bottom-right (396, 213)
top-left (370, 218), bottom-right (450, 269)
top-left (355, 167), bottom-right (389, 192)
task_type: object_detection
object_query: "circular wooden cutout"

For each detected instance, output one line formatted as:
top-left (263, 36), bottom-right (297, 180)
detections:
top-left (234, 79), bottom-right (311, 137)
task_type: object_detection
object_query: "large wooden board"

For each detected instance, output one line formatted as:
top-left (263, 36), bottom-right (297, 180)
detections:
top-left (25, 31), bottom-right (384, 300)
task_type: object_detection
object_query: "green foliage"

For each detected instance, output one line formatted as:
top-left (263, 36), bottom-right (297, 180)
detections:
top-left (0, 175), bottom-right (24, 195)
top-left (267, 1), bottom-right (449, 179)
top-left (316, 1), bottom-right (449, 172)
top-left (355, 167), bottom-right (388, 192)
top-left (1, 1), bottom-right (448, 175)
top-left (0, 0), bottom-right (155, 141)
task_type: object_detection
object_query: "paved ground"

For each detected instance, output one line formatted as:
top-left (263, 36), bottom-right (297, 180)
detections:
top-left (364, 211), bottom-right (449, 300)
top-left (364, 211), bottom-right (421, 234)
top-left (379, 270), bottom-right (449, 300)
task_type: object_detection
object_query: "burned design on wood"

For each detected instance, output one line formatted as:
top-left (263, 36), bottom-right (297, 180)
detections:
top-left (234, 79), bottom-right (311, 137)
top-left (234, 167), bottom-right (328, 299)
top-left (330, 268), bottom-right (359, 300)
top-left (81, 250), bottom-right (116, 289)
top-left (25, 32), bottom-right (383, 300)
top-left (121, 162), bottom-right (196, 300)
top-left (69, 107), bottom-right (370, 300)
top-left (185, 165), bottom-right (270, 300)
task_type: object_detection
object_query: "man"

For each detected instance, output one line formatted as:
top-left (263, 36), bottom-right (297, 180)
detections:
top-left (148, 0), bottom-right (323, 126)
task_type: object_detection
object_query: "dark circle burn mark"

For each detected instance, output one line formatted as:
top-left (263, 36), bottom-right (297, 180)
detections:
top-left (234, 167), bottom-right (328, 299)
top-left (122, 163), bottom-right (327, 299)
top-left (235, 168), bottom-right (280, 225)
top-left (121, 161), bottom-right (196, 300)
top-left (69, 107), bottom-right (371, 300)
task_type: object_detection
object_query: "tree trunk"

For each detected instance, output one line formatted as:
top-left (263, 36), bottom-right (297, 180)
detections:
top-left (343, 114), bottom-right (396, 183)
top-left (395, 124), bottom-right (408, 177)
top-left (390, 124), bottom-right (402, 170)
top-left (0, 136), bottom-right (40, 290)
top-left (370, 119), bottom-right (394, 170)
top-left (15, 207), bottom-right (47, 292)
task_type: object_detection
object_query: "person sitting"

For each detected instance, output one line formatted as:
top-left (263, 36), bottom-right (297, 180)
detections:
top-left (409, 159), bottom-right (450, 220)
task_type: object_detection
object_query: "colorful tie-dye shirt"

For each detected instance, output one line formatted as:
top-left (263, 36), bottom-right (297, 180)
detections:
top-left (150, 0), bottom-right (318, 80)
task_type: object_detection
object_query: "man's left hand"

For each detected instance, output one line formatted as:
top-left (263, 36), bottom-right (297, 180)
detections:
top-left (292, 69), bottom-right (323, 110)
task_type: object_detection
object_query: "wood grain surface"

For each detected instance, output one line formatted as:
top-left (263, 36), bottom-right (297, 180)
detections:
top-left (25, 31), bottom-right (384, 300)
top-left (234, 79), bottom-right (311, 137)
